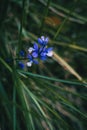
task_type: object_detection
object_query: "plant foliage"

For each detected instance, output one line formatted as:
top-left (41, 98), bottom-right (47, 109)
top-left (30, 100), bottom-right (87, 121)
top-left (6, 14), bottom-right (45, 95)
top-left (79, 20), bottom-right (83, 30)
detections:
top-left (0, 0), bottom-right (87, 130)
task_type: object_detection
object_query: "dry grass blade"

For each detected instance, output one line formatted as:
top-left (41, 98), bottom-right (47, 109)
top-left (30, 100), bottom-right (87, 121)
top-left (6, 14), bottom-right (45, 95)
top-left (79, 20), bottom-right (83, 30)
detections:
top-left (53, 52), bottom-right (82, 81)
top-left (38, 0), bottom-right (85, 24)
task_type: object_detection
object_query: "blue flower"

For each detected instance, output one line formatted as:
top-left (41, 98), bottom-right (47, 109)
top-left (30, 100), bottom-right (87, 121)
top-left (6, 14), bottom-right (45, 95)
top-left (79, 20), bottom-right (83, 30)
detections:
top-left (45, 47), bottom-right (53, 57)
top-left (18, 61), bottom-right (25, 69)
top-left (28, 41), bottom-right (53, 61)
top-left (19, 50), bottom-right (25, 57)
top-left (32, 43), bottom-right (39, 58)
top-left (27, 54), bottom-right (38, 67)
top-left (18, 36), bottom-right (53, 68)
top-left (40, 47), bottom-right (53, 60)
top-left (39, 47), bottom-right (47, 60)
top-left (38, 36), bottom-right (49, 46)
top-left (28, 43), bottom-right (39, 58)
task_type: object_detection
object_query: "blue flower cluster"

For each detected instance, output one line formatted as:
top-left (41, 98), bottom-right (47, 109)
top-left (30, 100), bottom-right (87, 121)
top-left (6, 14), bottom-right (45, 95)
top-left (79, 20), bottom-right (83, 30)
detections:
top-left (19, 36), bottom-right (53, 68)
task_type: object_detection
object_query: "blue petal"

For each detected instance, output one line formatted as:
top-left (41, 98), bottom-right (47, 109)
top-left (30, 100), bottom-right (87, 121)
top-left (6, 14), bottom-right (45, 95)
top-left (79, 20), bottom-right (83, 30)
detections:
top-left (39, 47), bottom-right (43, 53)
top-left (19, 50), bottom-right (25, 56)
top-left (33, 60), bottom-right (38, 64)
top-left (40, 56), bottom-right (47, 61)
top-left (44, 37), bottom-right (49, 44)
top-left (38, 36), bottom-right (49, 46)
top-left (41, 36), bottom-right (45, 40)
top-left (39, 47), bottom-right (47, 54)
top-left (18, 62), bottom-right (25, 69)
top-left (38, 38), bottom-right (43, 45)
top-left (32, 52), bottom-right (38, 58)
top-left (27, 54), bottom-right (32, 60)
top-left (33, 43), bottom-right (38, 50)
top-left (42, 47), bottom-right (47, 51)
top-left (40, 52), bottom-right (46, 56)
top-left (46, 47), bottom-right (53, 52)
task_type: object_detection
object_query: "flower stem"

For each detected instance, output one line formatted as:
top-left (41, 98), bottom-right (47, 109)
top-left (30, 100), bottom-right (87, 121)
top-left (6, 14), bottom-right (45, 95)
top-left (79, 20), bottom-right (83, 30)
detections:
top-left (40, 0), bottom-right (51, 35)
top-left (18, 0), bottom-right (26, 53)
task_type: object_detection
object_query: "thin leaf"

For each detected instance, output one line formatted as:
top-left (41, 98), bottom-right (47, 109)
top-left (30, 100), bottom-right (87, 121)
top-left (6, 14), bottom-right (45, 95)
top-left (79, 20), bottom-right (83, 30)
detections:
top-left (0, 57), bottom-right (12, 72)
top-left (18, 70), bottom-right (87, 86)
top-left (53, 52), bottom-right (82, 81)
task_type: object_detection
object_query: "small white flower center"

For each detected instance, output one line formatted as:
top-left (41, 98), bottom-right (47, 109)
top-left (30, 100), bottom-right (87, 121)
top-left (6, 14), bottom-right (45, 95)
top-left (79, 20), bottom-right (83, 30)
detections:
top-left (47, 51), bottom-right (53, 57)
top-left (28, 47), bottom-right (34, 53)
top-left (26, 61), bottom-right (33, 67)
top-left (41, 36), bottom-right (45, 41)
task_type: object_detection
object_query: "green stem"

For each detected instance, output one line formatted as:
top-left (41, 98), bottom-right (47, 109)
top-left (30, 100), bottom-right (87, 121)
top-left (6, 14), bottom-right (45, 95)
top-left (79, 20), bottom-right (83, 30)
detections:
top-left (50, 40), bottom-right (87, 52)
top-left (52, 3), bottom-right (87, 23)
top-left (18, 0), bottom-right (26, 53)
top-left (18, 70), bottom-right (87, 87)
top-left (40, 0), bottom-right (51, 34)
top-left (53, 0), bottom-right (79, 40)
top-left (13, 82), bottom-right (16, 130)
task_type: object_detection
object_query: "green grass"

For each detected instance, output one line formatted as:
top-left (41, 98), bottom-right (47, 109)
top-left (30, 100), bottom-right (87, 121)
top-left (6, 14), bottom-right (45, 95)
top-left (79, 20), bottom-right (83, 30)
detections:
top-left (0, 0), bottom-right (87, 130)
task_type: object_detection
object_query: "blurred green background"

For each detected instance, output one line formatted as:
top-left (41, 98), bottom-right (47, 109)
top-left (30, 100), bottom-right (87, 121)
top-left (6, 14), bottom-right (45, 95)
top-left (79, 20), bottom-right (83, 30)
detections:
top-left (0, 0), bottom-right (87, 130)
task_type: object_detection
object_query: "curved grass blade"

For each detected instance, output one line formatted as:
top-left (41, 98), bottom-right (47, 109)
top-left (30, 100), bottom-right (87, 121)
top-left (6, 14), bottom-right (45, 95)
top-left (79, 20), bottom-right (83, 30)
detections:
top-left (40, 0), bottom-right (51, 34)
top-left (50, 40), bottom-right (87, 52)
top-left (19, 79), bottom-right (54, 130)
top-left (18, 0), bottom-right (26, 52)
top-left (13, 85), bottom-right (16, 130)
top-left (45, 83), bottom-right (87, 119)
top-left (0, 57), bottom-right (12, 72)
top-left (43, 80), bottom-right (87, 101)
top-left (51, 2), bottom-right (87, 23)
top-left (33, 79), bottom-right (87, 119)
top-left (14, 73), bottom-right (36, 130)
top-left (38, 0), bottom-right (85, 24)
top-left (53, 52), bottom-right (82, 81)
top-left (18, 70), bottom-right (87, 86)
